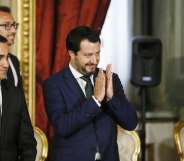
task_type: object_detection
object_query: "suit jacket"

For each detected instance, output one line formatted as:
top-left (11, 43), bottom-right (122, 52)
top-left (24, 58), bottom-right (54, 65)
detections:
top-left (0, 79), bottom-right (36, 161)
top-left (43, 67), bottom-right (137, 161)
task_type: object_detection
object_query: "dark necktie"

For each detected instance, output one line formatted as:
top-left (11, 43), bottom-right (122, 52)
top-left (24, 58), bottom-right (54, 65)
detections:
top-left (81, 75), bottom-right (93, 98)
top-left (81, 75), bottom-right (101, 160)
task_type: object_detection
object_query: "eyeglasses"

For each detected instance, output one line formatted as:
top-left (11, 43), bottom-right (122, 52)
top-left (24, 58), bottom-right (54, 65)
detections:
top-left (0, 22), bottom-right (19, 31)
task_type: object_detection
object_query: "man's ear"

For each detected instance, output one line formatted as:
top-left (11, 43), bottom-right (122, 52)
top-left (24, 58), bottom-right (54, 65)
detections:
top-left (68, 50), bottom-right (75, 57)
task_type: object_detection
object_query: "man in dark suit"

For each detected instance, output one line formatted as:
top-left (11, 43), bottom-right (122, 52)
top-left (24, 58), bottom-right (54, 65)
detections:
top-left (0, 35), bottom-right (36, 161)
top-left (44, 26), bottom-right (137, 161)
top-left (0, 6), bottom-right (21, 87)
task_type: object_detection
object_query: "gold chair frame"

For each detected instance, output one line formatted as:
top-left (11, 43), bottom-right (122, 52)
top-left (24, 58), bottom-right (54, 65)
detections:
top-left (174, 120), bottom-right (184, 161)
top-left (34, 127), bottom-right (48, 161)
top-left (118, 126), bottom-right (141, 161)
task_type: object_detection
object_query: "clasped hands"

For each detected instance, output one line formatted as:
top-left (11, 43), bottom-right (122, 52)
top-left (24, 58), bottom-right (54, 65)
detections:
top-left (93, 64), bottom-right (113, 102)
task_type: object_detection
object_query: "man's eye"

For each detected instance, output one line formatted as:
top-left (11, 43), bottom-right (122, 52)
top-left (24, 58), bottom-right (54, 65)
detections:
top-left (85, 54), bottom-right (92, 57)
top-left (0, 55), bottom-right (3, 61)
top-left (5, 23), bottom-right (11, 27)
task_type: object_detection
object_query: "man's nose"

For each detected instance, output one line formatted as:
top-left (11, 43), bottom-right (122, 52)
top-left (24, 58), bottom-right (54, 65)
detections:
top-left (10, 26), bottom-right (17, 33)
top-left (91, 55), bottom-right (98, 64)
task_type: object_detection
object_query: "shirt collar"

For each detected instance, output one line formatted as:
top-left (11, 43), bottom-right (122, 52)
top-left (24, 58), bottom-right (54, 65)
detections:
top-left (69, 64), bottom-right (83, 79)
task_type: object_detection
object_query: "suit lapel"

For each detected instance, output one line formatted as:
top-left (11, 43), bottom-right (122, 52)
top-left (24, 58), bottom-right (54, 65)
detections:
top-left (1, 80), bottom-right (12, 136)
top-left (63, 67), bottom-right (100, 97)
top-left (63, 68), bottom-right (85, 98)
top-left (7, 68), bottom-right (14, 86)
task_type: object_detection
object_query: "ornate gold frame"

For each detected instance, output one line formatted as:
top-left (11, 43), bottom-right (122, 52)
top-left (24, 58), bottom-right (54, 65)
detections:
top-left (174, 120), bottom-right (184, 161)
top-left (17, 0), bottom-right (36, 125)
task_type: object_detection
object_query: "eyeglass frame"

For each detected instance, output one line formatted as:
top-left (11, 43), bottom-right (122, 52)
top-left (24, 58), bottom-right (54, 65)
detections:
top-left (0, 22), bottom-right (19, 31)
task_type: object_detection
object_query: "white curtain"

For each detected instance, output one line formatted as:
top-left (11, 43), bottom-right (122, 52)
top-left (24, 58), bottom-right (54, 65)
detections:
top-left (99, 0), bottom-right (132, 94)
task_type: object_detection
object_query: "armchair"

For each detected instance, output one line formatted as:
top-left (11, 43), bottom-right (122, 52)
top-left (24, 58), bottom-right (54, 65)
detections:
top-left (34, 127), bottom-right (48, 161)
top-left (117, 126), bottom-right (141, 161)
top-left (174, 120), bottom-right (184, 161)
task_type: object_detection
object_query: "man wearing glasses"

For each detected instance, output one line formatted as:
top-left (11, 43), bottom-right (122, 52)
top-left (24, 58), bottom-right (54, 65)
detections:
top-left (0, 35), bottom-right (36, 161)
top-left (0, 6), bottom-right (20, 87)
top-left (0, 6), bottom-right (37, 161)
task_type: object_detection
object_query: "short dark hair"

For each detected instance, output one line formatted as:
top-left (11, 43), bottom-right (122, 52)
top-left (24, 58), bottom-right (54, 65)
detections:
top-left (0, 6), bottom-right (11, 13)
top-left (0, 35), bottom-right (8, 43)
top-left (66, 26), bottom-right (100, 53)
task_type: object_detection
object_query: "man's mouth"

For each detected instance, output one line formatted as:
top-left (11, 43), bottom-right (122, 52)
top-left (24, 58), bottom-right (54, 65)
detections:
top-left (86, 64), bottom-right (96, 67)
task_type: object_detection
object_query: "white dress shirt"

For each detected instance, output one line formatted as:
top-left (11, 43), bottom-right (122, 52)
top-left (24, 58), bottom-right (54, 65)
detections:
top-left (69, 64), bottom-right (101, 106)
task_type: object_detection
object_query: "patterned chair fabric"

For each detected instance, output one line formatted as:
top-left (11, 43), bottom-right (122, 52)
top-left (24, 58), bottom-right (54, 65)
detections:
top-left (117, 126), bottom-right (141, 161)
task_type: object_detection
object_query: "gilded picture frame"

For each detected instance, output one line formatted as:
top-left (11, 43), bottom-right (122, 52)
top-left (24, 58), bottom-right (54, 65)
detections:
top-left (16, 0), bottom-right (36, 125)
top-left (0, 0), bottom-right (35, 125)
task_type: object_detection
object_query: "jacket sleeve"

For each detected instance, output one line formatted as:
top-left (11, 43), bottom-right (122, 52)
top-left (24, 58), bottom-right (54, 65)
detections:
top-left (105, 74), bottom-right (138, 130)
top-left (18, 90), bottom-right (37, 161)
top-left (43, 79), bottom-right (102, 137)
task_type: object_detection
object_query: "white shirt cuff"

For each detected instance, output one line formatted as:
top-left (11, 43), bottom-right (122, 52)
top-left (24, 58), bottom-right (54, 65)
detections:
top-left (92, 96), bottom-right (101, 107)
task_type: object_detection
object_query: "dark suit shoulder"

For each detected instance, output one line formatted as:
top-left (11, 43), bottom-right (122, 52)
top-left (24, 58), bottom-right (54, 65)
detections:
top-left (9, 53), bottom-right (19, 60)
top-left (44, 68), bottom-right (72, 85)
top-left (45, 67), bottom-right (70, 82)
top-left (8, 53), bottom-right (20, 76)
top-left (9, 53), bottom-right (20, 67)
